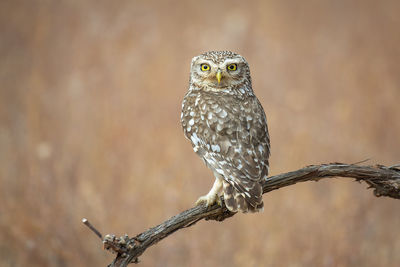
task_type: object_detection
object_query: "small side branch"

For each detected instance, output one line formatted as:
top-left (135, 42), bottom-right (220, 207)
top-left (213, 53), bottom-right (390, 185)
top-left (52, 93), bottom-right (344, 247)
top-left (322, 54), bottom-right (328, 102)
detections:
top-left (83, 163), bottom-right (400, 266)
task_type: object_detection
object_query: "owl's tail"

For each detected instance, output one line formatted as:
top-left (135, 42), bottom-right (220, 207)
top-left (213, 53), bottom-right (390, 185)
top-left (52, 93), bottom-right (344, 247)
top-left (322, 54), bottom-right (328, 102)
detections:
top-left (223, 180), bottom-right (264, 213)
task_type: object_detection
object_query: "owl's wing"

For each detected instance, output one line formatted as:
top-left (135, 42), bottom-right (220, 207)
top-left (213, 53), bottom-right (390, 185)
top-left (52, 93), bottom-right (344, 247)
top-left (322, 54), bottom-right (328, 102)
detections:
top-left (202, 95), bottom-right (270, 208)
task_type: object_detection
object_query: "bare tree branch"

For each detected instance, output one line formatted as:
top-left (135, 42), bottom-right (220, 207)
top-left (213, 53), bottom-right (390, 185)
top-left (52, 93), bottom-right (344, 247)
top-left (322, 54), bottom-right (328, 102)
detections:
top-left (83, 163), bottom-right (400, 266)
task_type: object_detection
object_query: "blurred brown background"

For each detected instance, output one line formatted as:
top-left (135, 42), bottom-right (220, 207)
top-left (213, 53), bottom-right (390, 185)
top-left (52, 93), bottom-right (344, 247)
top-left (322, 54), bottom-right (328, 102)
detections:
top-left (1, 0), bottom-right (399, 266)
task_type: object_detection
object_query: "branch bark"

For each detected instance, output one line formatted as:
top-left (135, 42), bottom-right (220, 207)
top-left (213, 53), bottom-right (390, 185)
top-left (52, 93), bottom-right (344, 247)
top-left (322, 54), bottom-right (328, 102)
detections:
top-left (86, 163), bottom-right (400, 266)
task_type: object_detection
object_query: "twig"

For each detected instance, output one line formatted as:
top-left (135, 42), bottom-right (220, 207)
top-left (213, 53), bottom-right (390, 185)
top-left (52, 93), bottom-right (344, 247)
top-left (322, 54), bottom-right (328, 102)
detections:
top-left (83, 163), bottom-right (400, 267)
top-left (82, 218), bottom-right (103, 239)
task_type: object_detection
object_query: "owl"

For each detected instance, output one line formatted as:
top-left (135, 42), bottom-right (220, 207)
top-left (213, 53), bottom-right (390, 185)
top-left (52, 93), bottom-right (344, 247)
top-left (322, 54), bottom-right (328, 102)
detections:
top-left (181, 51), bottom-right (270, 213)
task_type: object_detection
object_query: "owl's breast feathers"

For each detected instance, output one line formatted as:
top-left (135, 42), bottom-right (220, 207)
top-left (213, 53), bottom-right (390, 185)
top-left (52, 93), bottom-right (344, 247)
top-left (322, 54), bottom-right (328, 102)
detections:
top-left (181, 89), bottom-right (270, 210)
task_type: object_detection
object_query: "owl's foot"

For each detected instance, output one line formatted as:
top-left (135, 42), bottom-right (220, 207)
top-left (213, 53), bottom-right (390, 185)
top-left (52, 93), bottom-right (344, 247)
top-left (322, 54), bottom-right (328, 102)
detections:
top-left (195, 193), bottom-right (220, 207)
top-left (195, 178), bottom-right (223, 208)
top-left (215, 195), bottom-right (222, 206)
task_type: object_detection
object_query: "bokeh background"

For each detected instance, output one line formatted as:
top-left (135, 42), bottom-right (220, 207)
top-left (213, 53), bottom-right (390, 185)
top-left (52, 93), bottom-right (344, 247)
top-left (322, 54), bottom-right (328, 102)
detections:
top-left (1, 0), bottom-right (400, 266)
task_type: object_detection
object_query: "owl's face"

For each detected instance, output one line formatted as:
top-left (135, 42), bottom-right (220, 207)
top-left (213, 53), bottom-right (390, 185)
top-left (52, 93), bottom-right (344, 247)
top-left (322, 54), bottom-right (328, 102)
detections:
top-left (190, 51), bottom-right (251, 90)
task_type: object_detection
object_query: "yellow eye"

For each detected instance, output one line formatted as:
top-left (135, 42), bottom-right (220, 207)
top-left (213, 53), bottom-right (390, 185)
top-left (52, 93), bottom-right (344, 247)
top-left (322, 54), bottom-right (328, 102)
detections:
top-left (227, 63), bottom-right (237, 71)
top-left (201, 64), bottom-right (210, 71)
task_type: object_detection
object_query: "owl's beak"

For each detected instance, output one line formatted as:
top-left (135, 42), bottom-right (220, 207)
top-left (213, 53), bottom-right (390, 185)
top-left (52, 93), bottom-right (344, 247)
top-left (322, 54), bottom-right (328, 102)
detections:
top-left (216, 70), bottom-right (222, 85)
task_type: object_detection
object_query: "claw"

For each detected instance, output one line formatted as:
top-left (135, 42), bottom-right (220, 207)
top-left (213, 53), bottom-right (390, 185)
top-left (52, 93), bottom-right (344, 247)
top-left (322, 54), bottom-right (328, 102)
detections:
top-left (195, 178), bottom-right (224, 208)
top-left (195, 197), bottom-right (207, 206)
top-left (195, 193), bottom-right (218, 207)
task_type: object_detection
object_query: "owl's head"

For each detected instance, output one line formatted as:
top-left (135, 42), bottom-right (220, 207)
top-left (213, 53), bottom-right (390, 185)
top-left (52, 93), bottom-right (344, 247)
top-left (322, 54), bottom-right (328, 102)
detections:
top-left (190, 51), bottom-right (251, 91)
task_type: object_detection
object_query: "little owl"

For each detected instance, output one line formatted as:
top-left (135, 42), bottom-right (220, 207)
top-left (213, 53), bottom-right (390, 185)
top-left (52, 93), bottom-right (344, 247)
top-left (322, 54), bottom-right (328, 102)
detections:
top-left (181, 51), bottom-right (270, 213)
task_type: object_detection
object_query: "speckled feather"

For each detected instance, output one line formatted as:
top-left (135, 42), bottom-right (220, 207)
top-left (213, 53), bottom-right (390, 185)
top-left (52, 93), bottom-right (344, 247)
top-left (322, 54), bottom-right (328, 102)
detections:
top-left (181, 51), bottom-right (270, 213)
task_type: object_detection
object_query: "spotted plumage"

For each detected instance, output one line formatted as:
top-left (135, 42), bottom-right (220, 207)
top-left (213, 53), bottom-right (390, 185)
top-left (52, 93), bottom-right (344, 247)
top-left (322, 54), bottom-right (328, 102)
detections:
top-left (181, 51), bottom-right (270, 213)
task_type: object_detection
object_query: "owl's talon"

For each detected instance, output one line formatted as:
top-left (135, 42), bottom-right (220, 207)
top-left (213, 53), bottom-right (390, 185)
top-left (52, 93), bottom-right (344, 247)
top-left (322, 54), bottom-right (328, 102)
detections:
top-left (195, 197), bottom-right (206, 206)
top-left (195, 194), bottom-right (218, 207)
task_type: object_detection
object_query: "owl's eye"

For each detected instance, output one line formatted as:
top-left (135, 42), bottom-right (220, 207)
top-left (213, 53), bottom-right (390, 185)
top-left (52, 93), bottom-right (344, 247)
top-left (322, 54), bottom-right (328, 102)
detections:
top-left (227, 63), bottom-right (237, 71)
top-left (200, 64), bottom-right (211, 71)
